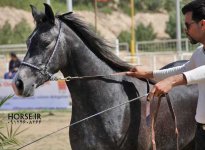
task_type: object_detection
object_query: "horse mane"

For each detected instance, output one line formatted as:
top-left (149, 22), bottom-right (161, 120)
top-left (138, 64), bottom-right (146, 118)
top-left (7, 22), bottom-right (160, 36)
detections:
top-left (58, 13), bottom-right (132, 71)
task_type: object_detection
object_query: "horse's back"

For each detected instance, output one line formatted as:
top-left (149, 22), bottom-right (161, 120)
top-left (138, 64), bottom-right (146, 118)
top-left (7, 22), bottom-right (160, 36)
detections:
top-left (155, 60), bottom-right (197, 149)
top-left (160, 60), bottom-right (188, 69)
top-left (126, 60), bottom-right (197, 150)
top-left (153, 84), bottom-right (197, 150)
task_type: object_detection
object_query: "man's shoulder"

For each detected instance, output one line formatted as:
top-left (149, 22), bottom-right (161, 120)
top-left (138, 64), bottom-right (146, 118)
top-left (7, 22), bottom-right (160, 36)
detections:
top-left (196, 45), bottom-right (203, 50)
top-left (193, 45), bottom-right (204, 54)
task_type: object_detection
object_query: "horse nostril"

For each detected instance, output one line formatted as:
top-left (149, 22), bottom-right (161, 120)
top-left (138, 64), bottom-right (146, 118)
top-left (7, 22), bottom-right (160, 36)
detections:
top-left (15, 79), bottom-right (24, 91)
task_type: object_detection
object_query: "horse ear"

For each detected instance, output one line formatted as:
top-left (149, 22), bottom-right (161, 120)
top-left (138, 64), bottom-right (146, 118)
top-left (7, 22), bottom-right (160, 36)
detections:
top-left (44, 3), bottom-right (55, 24)
top-left (30, 4), bottom-right (46, 25)
top-left (30, 5), bottom-right (41, 22)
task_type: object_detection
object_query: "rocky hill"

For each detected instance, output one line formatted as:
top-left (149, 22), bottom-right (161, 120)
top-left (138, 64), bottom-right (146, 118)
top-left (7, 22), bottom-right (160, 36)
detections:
top-left (0, 7), bottom-right (169, 41)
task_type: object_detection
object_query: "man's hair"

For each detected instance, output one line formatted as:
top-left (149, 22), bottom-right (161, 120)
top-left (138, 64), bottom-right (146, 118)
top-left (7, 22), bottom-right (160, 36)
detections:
top-left (182, 0), bottom-right (205, 22)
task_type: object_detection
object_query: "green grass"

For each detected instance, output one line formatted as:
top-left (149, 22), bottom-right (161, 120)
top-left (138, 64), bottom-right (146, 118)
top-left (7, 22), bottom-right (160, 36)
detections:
top-left (0, 124), bottom-right (28, 150)
top-left (73, 2), bottom-right (94, 12)
top-left (0, 95), bottom-right (13, 108)
top-left (0, 95), bottom-right (28, 150)
top-left (0, 0), bottom-right (114, 14)
top-left (0, 0), bottom-right (68, 13)
top-left (0, 0), bottom-right (95, 13)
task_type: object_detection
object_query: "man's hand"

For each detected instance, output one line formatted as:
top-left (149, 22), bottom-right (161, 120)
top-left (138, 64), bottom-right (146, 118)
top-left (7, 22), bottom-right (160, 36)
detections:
top-left (147, 74), bottom-right (187, 100)
top-left (148, 79), bottom-right (173, 100)
top-left (126, 66), bottom-right (153, 79)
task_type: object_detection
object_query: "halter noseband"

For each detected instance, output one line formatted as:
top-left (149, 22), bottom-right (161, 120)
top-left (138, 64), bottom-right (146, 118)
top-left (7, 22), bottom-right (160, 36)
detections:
top-left (21, 20), bottom-right (62, 79)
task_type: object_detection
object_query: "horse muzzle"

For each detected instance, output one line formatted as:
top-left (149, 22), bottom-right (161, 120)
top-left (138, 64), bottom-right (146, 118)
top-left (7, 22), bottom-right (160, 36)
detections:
top-left (12, 75), bottom-right (36, 97)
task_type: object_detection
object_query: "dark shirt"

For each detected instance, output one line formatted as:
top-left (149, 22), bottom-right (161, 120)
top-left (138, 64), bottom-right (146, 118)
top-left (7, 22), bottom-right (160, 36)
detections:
top-left (9, 59), bottom-right (21, 73)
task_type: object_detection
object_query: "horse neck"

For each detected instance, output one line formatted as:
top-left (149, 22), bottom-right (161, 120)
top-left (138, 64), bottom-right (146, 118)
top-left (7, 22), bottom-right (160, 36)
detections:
top-left (69, 47), bottom-right (114, 76)
top-left (60, 27), bottom-right (115, 78)
top-left (60, 29), bottom-right (116, 117)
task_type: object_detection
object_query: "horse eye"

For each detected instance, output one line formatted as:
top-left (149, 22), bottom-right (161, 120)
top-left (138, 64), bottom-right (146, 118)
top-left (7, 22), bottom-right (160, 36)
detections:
top-left (40, 40), bottom-right (51, 48)
top-left (39, 35), bottom-right (52, 48)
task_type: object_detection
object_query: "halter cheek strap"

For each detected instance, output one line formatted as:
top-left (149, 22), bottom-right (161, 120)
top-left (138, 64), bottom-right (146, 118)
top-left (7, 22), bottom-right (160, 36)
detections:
top-left (21, 62), bottom-right (53, 78)
top-left (21, 20), bottom-right (62, 79)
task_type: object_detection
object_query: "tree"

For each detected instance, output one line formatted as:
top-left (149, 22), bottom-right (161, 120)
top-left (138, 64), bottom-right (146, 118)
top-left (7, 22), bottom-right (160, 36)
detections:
top-left (0, 20), bottom-right (32, 44)
top-left (118, 23), bottom-right (156, 43)
top-left (163, 0), bottom-right (175, 12)
top-left (136, 23), bottom-right (156, 41)
top-left (13, 19), bottom-right (32, 43)
top-left (118, 30), bottom-right (131, 43)
top-left (165, 11), bottom-right (186, 39)
top-left (0, 21), bottom-right (13, 44)
top-left (144, 0), bottom-right (163, 12)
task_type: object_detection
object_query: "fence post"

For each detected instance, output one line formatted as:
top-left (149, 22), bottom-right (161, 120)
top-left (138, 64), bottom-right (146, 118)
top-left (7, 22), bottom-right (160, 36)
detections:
top-left (153, 55), bottom-right (156, 70)
top-left (185, 38), bottom-right (189, 52)
top-left (115, 39), bottom-right (119, 56)
top-left (136, 42), bottom-right (140, 65)
top-left (176, 0), bottom-right (182, 59)
top-left (67, 0), bottom-right (73, 12)
top-left (46, 0), bottom-right (51, 5)
top-left (125, 43), bottom-right (129, 54)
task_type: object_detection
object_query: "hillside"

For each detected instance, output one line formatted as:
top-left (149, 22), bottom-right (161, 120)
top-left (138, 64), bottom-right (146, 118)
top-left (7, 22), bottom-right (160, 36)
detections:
top-left (0, 6), bottom-right (169, 41)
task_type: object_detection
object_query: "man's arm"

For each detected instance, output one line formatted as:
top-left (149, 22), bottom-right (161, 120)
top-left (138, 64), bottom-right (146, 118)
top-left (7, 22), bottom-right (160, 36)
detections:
top-left (126, 60), bottom-right (193, 81)
top-left (148, 73), bottom-right (187, 100)
top-left (183, 65), bottom-right (205, 85)
top-left (126, 66), bottom-right (153, 79)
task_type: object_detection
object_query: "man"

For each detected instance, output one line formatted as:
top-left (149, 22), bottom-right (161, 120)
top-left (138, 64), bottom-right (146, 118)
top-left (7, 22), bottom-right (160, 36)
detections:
top-left (4, 52), bottom-right (21, 79)
top-left (126, 1), bottom-right (205, 149)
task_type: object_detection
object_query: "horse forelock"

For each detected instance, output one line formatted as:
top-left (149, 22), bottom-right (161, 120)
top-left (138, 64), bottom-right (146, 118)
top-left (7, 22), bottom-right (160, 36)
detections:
top-left (57, 13), bottom-right (132, 72)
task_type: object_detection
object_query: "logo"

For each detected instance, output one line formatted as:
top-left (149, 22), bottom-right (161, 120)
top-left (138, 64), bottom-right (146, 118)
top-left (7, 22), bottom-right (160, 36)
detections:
top-left (8, 113), bottom-right (41, 124)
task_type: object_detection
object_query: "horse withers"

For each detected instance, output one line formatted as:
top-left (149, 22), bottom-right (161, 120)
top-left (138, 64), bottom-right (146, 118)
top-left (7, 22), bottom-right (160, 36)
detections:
top-left (12, 4), bottom-right (197, 150)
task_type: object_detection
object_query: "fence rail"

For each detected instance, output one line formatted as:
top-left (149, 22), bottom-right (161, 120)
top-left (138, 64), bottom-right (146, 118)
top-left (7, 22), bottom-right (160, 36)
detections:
top-left (0, 38), bottom-right (198, 78)
top-left (0, 44), bottom-right (27, 54)
top-left (0, 38), bottom-right (200, 54)
top-left (136, 38), bottom-right (201, 52)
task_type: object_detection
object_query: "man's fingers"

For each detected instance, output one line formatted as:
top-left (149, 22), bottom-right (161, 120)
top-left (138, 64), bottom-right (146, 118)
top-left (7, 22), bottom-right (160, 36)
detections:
top-left (154, 90), bottom-right (162, 97)
top-left (126, 71), bottom-right (136, 76)
top-left (130, 68), bottom-right (136, 72)
top-left (147, 92), bottom-right (154, 101)
top-left (148, 85), bottom-right (166, 101)
top-left (148, 88), bottom-right (156, 101)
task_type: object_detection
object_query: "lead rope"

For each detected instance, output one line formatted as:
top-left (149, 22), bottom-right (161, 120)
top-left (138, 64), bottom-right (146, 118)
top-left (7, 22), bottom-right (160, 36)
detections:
top-left (150, 96), bottom-right (162, 150)
top-left (53, 73), bottom-right (179, 150)
top-left (166, 94), bottom-right (179, 150)
top-left (17, 94), bottom-right (149, 150)
top-left (50, 72), bottom-right (127, 81)
top-left (150, 94), bottom-right (179, 150)
top-left (19, 71), bottom-right (179, 150)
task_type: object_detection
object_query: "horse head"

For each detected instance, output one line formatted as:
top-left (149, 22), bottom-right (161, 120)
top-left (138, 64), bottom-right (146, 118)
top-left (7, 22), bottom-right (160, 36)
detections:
top-left (12, 4), bottom-right (67, 97)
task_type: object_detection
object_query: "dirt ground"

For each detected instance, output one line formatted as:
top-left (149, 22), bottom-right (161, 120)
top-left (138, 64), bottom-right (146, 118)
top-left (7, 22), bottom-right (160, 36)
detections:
top-left (1, 110), bottom-right (72, 150)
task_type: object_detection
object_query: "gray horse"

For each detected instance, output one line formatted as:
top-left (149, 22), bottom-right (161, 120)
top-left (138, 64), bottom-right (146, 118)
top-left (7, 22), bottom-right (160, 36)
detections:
top-left (13, 4), bottom-right (197, 150)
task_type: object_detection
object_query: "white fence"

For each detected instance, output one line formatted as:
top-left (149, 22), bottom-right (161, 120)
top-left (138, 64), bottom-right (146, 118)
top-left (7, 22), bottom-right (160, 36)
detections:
top-left (0, 38), bottom-right (197, 78)
top-left (120, 38), bottom-right (195, 70)
top-left (136, 38), bottom-right (201, 52)
top-left (123, 52), bottom-right (192, 70)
